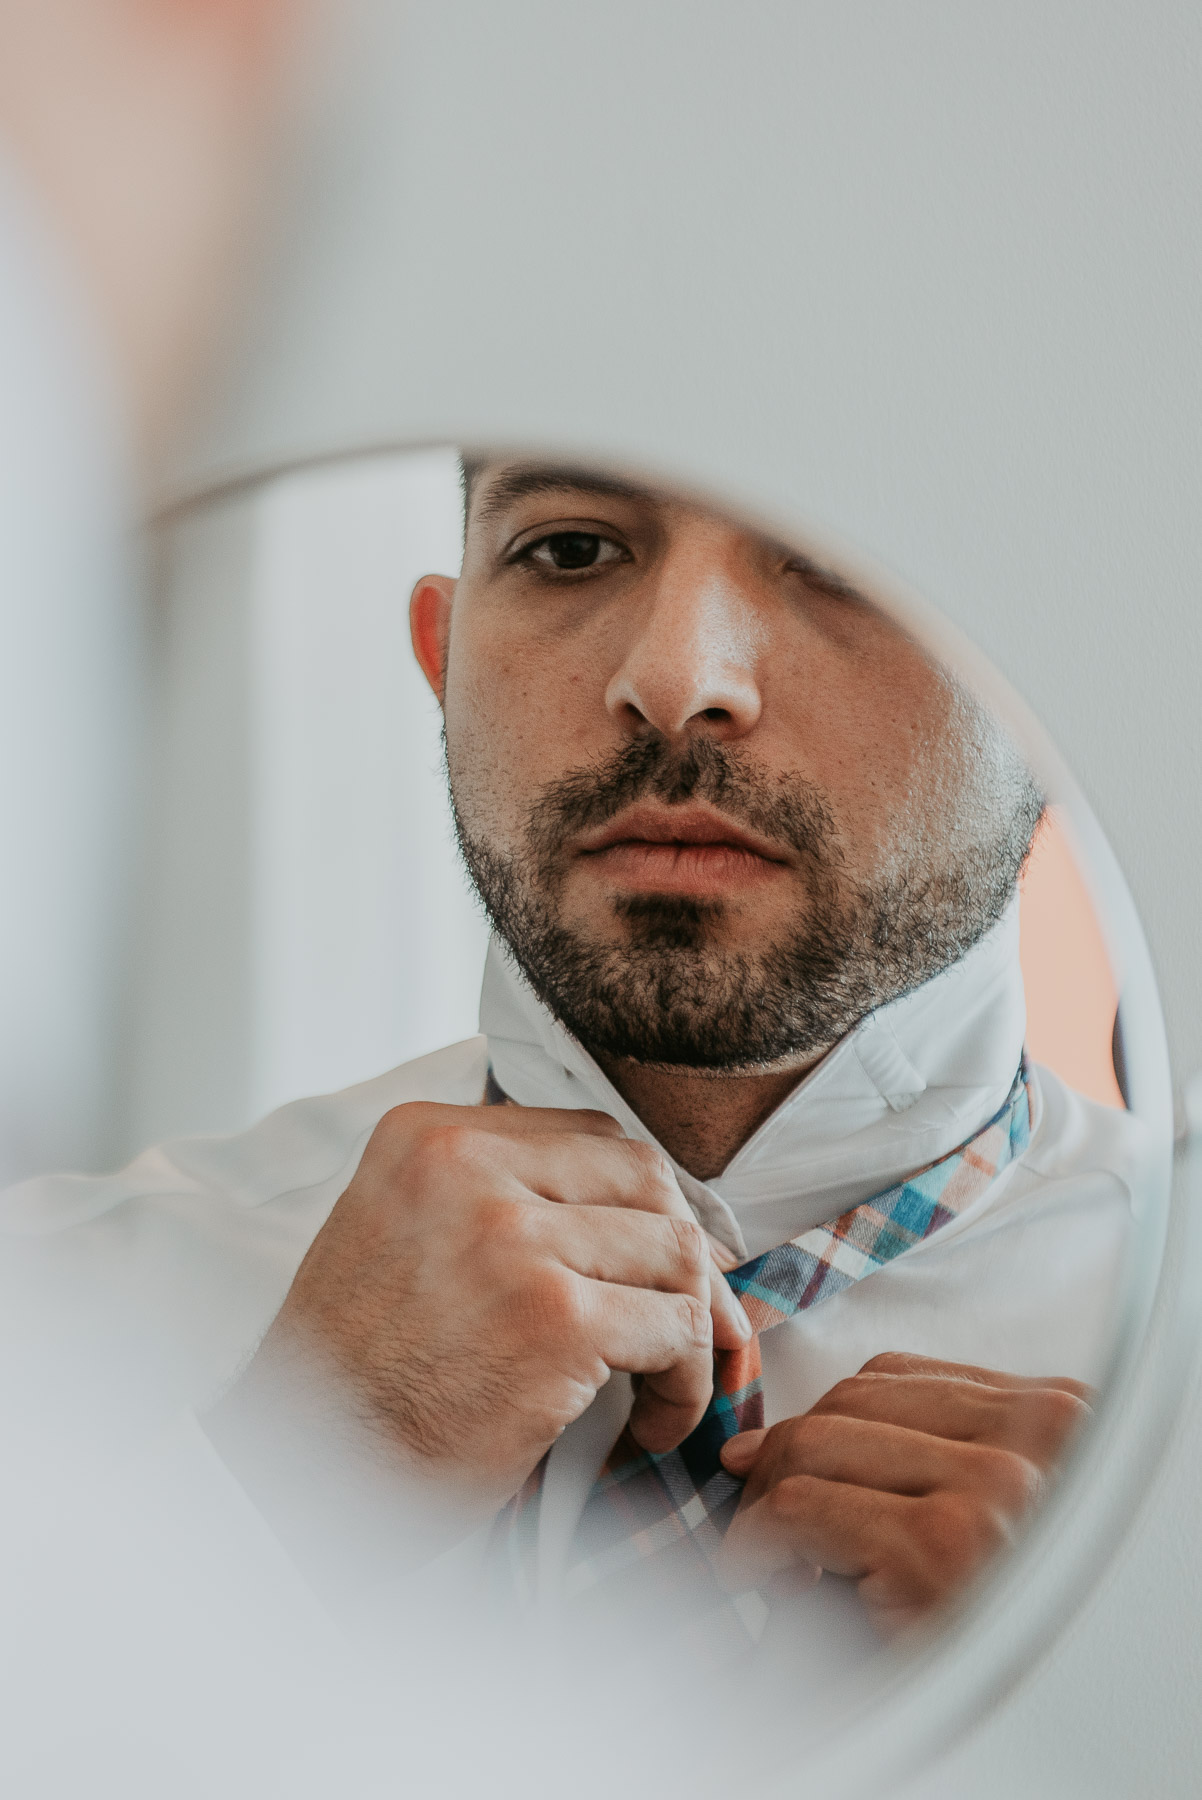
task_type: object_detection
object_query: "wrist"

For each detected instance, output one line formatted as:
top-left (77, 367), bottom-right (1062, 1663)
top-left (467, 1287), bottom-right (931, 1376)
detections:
top-left (201, 1326), bottom-right (495, 1618)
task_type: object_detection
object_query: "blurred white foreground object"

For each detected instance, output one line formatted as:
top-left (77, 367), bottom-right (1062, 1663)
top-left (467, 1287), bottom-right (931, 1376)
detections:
top-left (0, 154), bottom-right (134, 1183)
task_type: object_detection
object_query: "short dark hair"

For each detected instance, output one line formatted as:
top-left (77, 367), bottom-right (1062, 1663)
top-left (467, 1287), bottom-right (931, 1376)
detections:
top-left (459, 454), bottom-right (485, 531)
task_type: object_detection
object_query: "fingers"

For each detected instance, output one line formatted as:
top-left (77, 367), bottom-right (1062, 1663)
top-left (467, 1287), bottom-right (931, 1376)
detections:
top-left (385, 1107), bottom-right (750, 1346)
top-left (810, 1370), bottom-right (1091, 1466)
top-left (500, 1134), bottom-right (751, 1351)
top-left (377, 1104), bottom-right (751, 1358)
top-left (525, 1206), bottom-right (720, 1433)
top-left (720, 1427), bottom-right (767, 1475)
top-left (858, 1352), bottom-right (1093, 1401)
top-left (719, 1470), bottom-right (1017, 1633)
top-left (499, 1132), bottom-right (679, 1208)
top-left (720, 1472), bottom-right (908, 1589)
top-left (530, 1204), bottom-right (712, 1298)
top-left (716, 1400), bottom-right (1059, 1630)
top-left (707, 1272), bottom-right (753, 1350)
top-left (721, 1415), bottom-right (1042, 1513)
top-left (584, 1280), bottom-right (716, 1451)
top-left (630, 1357), bottom-right (717, 1454)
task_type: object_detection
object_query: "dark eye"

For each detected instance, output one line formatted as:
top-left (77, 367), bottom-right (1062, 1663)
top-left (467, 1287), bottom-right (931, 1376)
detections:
top-left (524, 531), bottom-right (626, 573)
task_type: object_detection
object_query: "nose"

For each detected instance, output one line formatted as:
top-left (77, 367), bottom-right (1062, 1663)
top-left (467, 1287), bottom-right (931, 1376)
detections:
top-left (604, 536), bottom-right (764, 741)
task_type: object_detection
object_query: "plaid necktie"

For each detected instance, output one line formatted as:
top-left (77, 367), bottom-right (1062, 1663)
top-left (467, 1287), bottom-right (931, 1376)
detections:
top-left (488, 1060), bottom-right (1032, 1629)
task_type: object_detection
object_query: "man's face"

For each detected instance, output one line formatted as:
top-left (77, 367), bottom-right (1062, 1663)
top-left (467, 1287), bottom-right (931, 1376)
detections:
top-left (411, 462), bottom-right (1041, 1071)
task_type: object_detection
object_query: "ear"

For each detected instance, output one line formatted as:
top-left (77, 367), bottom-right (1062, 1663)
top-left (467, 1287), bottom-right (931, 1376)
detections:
top-left (409, 574), bottom-right (456, 703)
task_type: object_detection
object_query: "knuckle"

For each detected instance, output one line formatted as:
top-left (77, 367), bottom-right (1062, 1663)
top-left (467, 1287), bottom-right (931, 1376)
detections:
top-left (749, 1416), bottom-right (819, 1479)
top-left (573, 1108), bottom-right (623, 1136)
top-left (399, 1119), bottom-right (471, 1180)
top-left (379, 1100), bottom-right (435, 1132)
top-left (367, 1100), bottom-right (433, 1156)
top-left (811, 1376), bottom-right (863, 1416)
top-left (971, 1445), bottom-right (1043, 1515)
top-left (678, 1292), bottom-right (713, 1347)
top-left (669, 1216), bottom-right (709, 1277)
top-left (361, 1104), bottom-right (496, 1195)
top-left (859, 1352), bottom-right (912, 1376)
top-left (476, 1194), bottom-right (538, 1251)
top-left (626, 1139), bottom-right (677, 1191)
top-left (760, 1415), bottom-right (814, 1462)
top-left (421, 1121), bottom-right (485, 1168)
top-left (918, 1494), bottom-right (978, 1573)
top-left (526, 1263), bottom-right (588, 1339)
top-left (919, 1492), bottom-right (1005, 1578)
top-left (858, 1351), bottom-right (943, 1380)
top-left (784, 1412), bottom-right (835, 1457)
top-left (1035, 1387), bottom-right (1091, 1448)
top-left (762, 1476), bottom-right (804, 1526)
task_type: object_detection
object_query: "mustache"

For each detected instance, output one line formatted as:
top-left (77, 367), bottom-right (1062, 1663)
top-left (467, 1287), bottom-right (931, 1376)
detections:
top-left (525, 733), bottom-right (842, 870)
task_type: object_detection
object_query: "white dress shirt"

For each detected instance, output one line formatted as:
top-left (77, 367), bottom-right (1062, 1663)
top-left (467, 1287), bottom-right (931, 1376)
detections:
top-left (0, 902), bottom-right (1152, 1630)
top-left (481, 901), bottom-right (1150, 1594)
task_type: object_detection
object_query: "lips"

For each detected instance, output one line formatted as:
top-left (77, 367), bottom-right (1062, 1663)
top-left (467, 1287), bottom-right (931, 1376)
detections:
top-left (576, 803), bottom-right (792, 864)
top-left (571, 804), bottom-right (794, 897)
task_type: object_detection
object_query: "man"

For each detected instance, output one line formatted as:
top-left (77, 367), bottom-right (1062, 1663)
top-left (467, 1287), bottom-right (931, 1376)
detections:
top-left (1, 457), bottom-right (1146, 1651)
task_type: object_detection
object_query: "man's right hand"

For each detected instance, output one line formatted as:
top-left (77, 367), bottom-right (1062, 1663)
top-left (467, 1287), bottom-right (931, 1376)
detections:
top-left (244, 1101), bottom-right (749, 1517)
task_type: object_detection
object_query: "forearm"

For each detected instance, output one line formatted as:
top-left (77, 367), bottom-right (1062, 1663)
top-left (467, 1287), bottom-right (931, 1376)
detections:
top-left (201, 1332), bottom-right (500, 1621)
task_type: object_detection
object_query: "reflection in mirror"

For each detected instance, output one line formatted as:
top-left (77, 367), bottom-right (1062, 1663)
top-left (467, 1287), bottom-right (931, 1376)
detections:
top-left (0, 447), bottom-right (1169, 1786)
top-left (401, 453), bottom-right (1149, 1648)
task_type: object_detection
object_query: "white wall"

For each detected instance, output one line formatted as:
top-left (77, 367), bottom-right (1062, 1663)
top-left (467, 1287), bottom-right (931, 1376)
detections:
top-left (176, 0), bottom-right (1202, 1113)
top-left (250, 451), bottom-right (487, 1121)
top-left (124, 449), bottom-right (488, 1155)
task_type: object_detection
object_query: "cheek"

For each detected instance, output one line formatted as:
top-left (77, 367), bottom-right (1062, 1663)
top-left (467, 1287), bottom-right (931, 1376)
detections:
top-left (443, 630), bottom-right (604, 833)
top-left (837, 667), bottom-right (967, 859)
top-left (763, 643), bottom-right (951, 851)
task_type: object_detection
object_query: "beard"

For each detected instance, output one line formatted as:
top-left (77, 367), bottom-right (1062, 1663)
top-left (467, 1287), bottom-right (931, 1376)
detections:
top-left (450, 732), bottom-right (1042, 1072)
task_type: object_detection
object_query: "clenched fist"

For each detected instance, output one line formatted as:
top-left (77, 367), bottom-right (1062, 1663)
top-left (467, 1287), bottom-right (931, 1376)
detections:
top-left (232, 1100), bottom-right (749, 1522)
top-left (718, 1353), bottom-right (1091, 1637)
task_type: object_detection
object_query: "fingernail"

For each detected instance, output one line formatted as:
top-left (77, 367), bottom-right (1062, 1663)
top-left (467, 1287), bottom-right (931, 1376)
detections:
top-left (733, 1303), bottom-right (753, 1341)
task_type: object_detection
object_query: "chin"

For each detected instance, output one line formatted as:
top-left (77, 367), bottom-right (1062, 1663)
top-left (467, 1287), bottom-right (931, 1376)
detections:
top-left (614, 1048), bottom-right (816, 1078)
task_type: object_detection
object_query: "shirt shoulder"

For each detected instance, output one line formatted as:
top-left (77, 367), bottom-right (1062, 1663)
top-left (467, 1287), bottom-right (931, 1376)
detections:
top-left (0, 1039), bottom-right (494, 1425)
top-left (0, 1035), bottom-right (491, 1235)
top-left (1021, 1061), bottom-right (1160, 1217)
top-left (899, 1061), bottom-right (1156, 1273)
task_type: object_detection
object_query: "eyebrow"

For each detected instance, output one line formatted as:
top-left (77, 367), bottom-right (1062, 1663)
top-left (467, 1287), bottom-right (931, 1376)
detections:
top-left (471, 466), bottom-right (656, 526)
top-left (470, 464), bottom-right (871, 605)
top-left (785, 552), bottom-right (865, 601)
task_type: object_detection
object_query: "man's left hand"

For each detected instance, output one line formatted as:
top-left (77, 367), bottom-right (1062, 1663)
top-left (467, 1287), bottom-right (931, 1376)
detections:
top-left (717, 1353), bottom-right (1091, 1637)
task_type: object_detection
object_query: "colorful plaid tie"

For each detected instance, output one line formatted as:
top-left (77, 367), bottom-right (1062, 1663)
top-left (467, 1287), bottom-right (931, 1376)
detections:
top-left (488, 1060), bottom-right (1032, 1630)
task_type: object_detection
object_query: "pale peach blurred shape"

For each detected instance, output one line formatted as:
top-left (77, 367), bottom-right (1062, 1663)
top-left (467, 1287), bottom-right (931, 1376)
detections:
top-left (1020, 806), bottom-right (1125, 1110)
top-left (0, 0), bottom-right (305, 470)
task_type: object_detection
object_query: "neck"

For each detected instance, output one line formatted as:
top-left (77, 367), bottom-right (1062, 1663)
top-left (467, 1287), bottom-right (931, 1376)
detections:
top-left (593, 1049), bottom-right (828, 1180)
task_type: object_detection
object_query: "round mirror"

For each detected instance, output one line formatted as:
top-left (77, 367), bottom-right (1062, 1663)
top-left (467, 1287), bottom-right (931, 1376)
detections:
top-left (45, 439), bottom-right (1173, 1796)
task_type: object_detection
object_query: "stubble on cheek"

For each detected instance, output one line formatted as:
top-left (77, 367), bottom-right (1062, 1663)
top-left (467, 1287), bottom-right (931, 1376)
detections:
top-left (443, 627), bottom-right (597, 874)
top-left (442, 683), bottom-right (529, 874)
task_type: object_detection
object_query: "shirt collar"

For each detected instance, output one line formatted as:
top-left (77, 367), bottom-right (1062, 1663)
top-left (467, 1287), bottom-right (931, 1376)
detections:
top-left (479, 899), bottom-right (1026, 1260)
